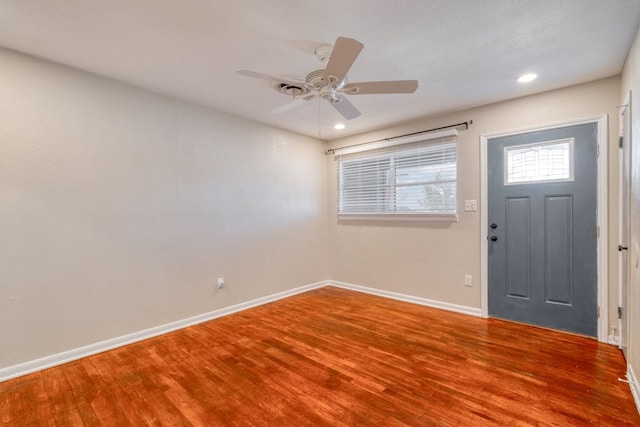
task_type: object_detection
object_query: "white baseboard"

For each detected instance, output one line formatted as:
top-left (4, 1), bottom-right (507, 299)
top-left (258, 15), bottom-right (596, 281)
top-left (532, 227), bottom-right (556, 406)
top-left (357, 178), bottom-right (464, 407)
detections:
top-left (0, 280), bottom-right (328, 383)
top-left (0, 279), bottom-right (483, 383)
top-left (328, 281), bottom-right (482, 317)
top-left (629, 364), bottom-right (640, 415)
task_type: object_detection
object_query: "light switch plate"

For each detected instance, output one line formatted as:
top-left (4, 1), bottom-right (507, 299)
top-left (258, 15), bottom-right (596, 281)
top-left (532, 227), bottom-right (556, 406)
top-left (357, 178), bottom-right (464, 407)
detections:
top-left (464, 199), bottom-right (477, 212)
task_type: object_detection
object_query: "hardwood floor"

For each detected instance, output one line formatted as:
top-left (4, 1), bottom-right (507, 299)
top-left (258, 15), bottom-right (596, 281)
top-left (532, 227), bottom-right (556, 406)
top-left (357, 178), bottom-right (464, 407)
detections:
top-left (1, 286), bottom-right (638, 426)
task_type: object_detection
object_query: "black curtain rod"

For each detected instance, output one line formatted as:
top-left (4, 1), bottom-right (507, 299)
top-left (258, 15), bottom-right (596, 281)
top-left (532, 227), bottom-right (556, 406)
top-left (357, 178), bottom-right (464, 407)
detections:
top-left (325, 120), bottom-right (472, 154)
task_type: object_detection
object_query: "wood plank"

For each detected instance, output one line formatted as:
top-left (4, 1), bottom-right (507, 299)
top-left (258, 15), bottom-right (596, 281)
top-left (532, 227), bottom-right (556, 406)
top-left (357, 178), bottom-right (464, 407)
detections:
top-left (1, 286), bottom-right (638, 426)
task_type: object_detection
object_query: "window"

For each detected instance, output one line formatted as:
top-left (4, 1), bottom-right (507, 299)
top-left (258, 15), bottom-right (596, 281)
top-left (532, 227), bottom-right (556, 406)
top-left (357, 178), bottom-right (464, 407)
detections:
top-left (337, 141), bottom-right (457, 220)
top-left (505, 138), bottom-right (574, 185)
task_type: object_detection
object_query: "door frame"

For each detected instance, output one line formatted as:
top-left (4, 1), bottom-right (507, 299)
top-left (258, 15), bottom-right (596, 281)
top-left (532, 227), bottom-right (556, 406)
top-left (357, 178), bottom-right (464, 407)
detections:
top-left (480, 115), bottom-right (609, 342)
top-left (618, 91), bottom-right (631, 354)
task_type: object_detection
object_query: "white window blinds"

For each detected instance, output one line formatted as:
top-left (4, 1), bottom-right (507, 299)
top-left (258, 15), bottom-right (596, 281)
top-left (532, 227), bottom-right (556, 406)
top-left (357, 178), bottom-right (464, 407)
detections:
top-left (337, 141), bottom-right (457, 219)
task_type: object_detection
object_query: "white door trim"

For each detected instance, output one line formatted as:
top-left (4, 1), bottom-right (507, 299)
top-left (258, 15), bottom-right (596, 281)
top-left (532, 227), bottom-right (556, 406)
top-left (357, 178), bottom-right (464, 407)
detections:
top-left (480, 115), bottom-right (609, 342)
top-left (619, 91), bottom-right (631, 352)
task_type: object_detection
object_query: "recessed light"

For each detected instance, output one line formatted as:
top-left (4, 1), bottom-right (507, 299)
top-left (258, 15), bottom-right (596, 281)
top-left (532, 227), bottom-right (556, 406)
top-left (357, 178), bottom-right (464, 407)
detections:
top-left (518, 73), bottom-right (538, 83)
top-left (334, 123), bottom-right (345, 130)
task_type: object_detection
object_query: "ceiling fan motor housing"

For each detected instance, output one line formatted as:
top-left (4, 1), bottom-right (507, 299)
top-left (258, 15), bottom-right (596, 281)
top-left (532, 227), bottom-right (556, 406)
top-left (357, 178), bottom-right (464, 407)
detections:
top-left (306, 69), bottom-right (346, 89)
top-left (274, 82), bottom-right (309, 97)
top-left (319, 86), bottom-right (337, 102)
top-left (272, 68), bottom-right (346, 101)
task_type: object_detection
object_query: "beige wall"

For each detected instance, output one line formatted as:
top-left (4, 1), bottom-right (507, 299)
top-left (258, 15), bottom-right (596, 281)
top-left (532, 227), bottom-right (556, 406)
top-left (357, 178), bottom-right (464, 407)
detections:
top-left (0, 48), bottom-right (329, 369)
top-left (328, 77), bottom-right (621, 330)
top-left (0, 43), bottom-right (629, 374)
top-left (621, 25), bottom-right (640, 385)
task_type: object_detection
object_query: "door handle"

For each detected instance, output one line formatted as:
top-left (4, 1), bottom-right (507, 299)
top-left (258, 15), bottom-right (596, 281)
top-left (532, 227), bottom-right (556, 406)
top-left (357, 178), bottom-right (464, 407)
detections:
top-left (618, 245), bottom-right (628, 251)
top-left (490, 235), bottom-right (498, 242)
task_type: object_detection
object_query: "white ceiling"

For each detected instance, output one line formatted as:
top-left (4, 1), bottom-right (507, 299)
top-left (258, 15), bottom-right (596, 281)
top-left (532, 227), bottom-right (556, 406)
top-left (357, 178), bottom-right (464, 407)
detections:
top-left (0, 1), bottom-right (639, 140)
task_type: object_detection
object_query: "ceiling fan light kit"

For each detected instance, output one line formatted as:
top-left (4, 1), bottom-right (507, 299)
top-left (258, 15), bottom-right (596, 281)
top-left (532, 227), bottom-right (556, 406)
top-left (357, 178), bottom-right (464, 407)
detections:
top-left (237, 36), bottom-right (418, 121)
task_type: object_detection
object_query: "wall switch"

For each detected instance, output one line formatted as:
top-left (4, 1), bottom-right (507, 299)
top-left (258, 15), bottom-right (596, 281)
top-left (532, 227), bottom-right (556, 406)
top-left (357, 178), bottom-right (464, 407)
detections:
top-left (464, 275), bottom-right (473, 287)
top-left (464, 200), bottom-right (477, 212)
top-left (217, 277), bottom-right (225, 289)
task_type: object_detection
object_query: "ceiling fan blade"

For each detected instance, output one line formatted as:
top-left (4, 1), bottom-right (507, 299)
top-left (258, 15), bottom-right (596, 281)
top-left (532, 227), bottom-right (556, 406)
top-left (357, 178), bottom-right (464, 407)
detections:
top-left (330, 95), bottom-right (361, 120)
top-left (237, 69), bottom-right (283, 81)
top-left (322, 37), bottom-right (364, 84)
top-left (270, 97), bottom-right (310, 114)
top-left (342, 80), bottom-right (418, 94)
top-left (237, 69), bottom-right (311, 88)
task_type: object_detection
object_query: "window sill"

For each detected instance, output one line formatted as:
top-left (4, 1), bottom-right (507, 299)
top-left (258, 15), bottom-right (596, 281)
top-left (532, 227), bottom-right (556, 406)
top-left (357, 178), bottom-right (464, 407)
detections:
top-left (338, 213), bottom-right (459, 222)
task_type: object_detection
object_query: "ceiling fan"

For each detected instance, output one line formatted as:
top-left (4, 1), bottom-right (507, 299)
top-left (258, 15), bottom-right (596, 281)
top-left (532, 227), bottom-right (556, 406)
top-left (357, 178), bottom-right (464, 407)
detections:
top-left (237, 37), bottom-right (418, 120)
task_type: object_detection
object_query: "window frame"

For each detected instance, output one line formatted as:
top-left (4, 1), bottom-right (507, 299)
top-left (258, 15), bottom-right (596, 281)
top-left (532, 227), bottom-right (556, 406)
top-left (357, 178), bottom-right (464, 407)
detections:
top-left (336, 139), bottom-right (459, 222)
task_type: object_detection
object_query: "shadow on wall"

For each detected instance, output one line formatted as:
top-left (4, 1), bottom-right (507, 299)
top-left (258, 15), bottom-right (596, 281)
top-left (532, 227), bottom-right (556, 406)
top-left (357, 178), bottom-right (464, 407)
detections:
top-left (337, 219), bottom-right (455, 229)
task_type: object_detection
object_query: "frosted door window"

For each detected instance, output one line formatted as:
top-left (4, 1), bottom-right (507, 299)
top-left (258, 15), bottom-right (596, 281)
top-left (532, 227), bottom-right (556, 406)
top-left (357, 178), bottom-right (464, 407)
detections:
top-left (505, 139), bottom-right (574, 185)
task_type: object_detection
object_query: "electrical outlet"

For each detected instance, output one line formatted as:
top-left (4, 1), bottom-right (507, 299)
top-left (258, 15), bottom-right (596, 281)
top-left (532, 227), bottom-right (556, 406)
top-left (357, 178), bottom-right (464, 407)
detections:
top-left (464, 275), bottom-right (473, 287)
top-left (217, 277), bottom-right (225, 289)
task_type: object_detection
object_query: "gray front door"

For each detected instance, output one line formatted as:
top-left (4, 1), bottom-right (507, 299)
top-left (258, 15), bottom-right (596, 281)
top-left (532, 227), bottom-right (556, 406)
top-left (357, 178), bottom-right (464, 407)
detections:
top-left (488, 123), bottom-right (598, 336)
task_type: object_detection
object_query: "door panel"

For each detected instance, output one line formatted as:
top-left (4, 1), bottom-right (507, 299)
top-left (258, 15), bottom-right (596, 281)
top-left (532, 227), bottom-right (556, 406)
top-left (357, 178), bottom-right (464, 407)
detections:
top-left (488, 123), bottom-right (598, 336)
top-left (544, 195), bottom-right (573, 305)
top-left (505, 197), bottom-right (531, 299)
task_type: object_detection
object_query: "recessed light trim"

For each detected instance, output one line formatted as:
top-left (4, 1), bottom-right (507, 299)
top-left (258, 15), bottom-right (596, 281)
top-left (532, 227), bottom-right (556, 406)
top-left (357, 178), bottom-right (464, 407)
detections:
top-left (334, 123), bottom-right (345, 130)
top-left (518, 73), bottom-right (538, 83)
